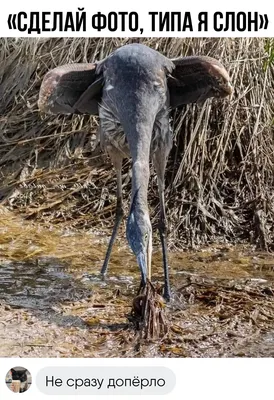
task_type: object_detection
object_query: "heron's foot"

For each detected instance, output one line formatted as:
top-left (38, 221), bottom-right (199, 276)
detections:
top-left (163, 290), bottom-right (171, 302)
top-left (137, 279), bottom-right (146, 295)
top-left (100, 260), bottom-right (109, 278)
top-left (100, 271), bottom-right (107, 281)
top-left (163, 285), bottom-right (171, 302)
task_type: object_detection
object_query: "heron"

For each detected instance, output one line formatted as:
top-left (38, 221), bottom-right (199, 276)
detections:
top-left (38, 43), bottom-right (232, 301)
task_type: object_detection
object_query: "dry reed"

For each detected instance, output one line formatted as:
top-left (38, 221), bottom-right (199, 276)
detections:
top-left (0, 38), bottom-right (273, 249)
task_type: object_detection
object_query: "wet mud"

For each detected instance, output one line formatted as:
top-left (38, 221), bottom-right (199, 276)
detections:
top-left (1, 238), bottom-right (274, 358)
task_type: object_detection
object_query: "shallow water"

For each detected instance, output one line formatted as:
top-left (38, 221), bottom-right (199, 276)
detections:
top-left (0, 244), bottom-right (274, 357)
top-left (0, 260), bottom-right (75, 309)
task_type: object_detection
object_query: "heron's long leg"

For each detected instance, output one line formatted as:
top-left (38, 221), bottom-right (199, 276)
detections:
top-left (153, 136), bottom-right (171, 301)
top-left (100, 154), bottom-right (124, 277)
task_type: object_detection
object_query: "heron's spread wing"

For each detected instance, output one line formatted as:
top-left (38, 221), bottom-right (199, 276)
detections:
top-left (168, 56), bottom-right (232, 108)
top-left (38, 63), bottom-right (103, 115)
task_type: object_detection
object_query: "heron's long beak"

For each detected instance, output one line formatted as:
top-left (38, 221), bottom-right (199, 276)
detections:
top-left (137, 251), bottom-right (147, 286)
top-left (137, 233), bottom-right (152, 286)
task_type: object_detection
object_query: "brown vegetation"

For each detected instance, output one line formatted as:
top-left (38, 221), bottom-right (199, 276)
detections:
top-left (0, 38), bottom-right (273, 249)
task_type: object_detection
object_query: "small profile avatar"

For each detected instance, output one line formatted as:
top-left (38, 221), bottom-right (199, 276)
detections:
top-left (5, 367), bottom-right (32, 393)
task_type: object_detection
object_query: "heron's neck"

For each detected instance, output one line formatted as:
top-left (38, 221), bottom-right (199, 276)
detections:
top-left (131, 159), bottom-right (150, 210)
top-left (124, 120), bottom-right (154, 210)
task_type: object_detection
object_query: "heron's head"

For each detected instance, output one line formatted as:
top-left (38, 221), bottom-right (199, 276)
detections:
top-left (126, 199), bottom-right (152, 286)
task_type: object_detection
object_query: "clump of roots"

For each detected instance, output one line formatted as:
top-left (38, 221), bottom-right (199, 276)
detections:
top-left (130, 281), bottom-right (169, 339)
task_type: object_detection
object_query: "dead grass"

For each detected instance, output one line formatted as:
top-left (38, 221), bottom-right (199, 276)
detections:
top-left (0, 38), bottom-right (273, 249)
